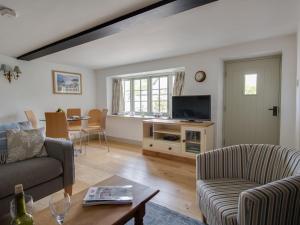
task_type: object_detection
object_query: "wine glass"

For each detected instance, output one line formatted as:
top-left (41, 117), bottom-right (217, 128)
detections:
top-left (10, 194), bottom-right (34, 219)
top-left (49, 193), bottom-right (71, 225)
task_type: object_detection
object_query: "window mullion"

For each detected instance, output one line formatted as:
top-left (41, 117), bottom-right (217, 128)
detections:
top-left (139, 79), bottom-right (142, 113)
top-left (130, 79), bottom-right (134, 113)
top-left (148, 77), bottom-right (151, 115)
top-left (158, 77), bottom-right (161, 113)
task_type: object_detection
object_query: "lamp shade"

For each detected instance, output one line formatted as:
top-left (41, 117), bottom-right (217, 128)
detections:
top-left (13, 66), bottom-right (21, 74)
top-left (0, 64), bottom-right (12, 73)
top-left (0, 64), bottom-right (6, 72)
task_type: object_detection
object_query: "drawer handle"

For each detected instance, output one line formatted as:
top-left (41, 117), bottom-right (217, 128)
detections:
top-left (149, 144), bottom-right (153, 147)
top-left (182, 140), bottom-right (186, 143)
top-left (168, 147), bottom-right (172, 150)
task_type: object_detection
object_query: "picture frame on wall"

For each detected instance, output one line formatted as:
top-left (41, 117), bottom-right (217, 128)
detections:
top-left (52, 70), bottom-right (82, 95)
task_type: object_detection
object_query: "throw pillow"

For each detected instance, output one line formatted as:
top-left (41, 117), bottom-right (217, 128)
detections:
top-left (0, 121), bottom-right (34, 164)
top-left (6, 128), bottom-right (47, 163)
top-left (0, 122), bottom-right (20, 164)
top-left (17, 121), bottom-right (33, 130)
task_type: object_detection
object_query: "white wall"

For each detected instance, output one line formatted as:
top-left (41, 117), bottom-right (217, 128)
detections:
top-left (296, 2), bottom-right (300, 149)
top-left (96, 34), bottom-right (297, 148)
top-left (0, 54), bottom-right (97, 123)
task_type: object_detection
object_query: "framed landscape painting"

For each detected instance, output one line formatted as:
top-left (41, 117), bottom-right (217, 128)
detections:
top-left (52, 71), bottom-right (82, 95)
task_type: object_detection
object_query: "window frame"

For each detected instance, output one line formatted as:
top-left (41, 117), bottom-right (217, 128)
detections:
top-left (122, 79), bottom-right (132, 113)
top-left (132, 77), bottom-right (148, 113)
top-left (121, 73), bottom-right (174, 116)
top-left (244, 73), bottom-right (258, 95)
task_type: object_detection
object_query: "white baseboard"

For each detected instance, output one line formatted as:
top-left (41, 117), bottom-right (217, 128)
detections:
top-left (85, 133), bottom-right (142, 146)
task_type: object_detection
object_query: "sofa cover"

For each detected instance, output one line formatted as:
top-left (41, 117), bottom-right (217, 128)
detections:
top-left (0, 133), bottom-right (75, 218)
top-left (196, 144), bottom-right (300, 225)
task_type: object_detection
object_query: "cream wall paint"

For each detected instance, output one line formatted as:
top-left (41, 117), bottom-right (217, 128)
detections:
top-left (0, 54), bottom-right (97, 123)
top-left (96, 34), bottom-right (297, 148)
top-left (296, 3), bottom-right (300, 149)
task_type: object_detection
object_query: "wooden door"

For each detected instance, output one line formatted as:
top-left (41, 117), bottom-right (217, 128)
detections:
top-left (224, 56), bottom-right (281, 145)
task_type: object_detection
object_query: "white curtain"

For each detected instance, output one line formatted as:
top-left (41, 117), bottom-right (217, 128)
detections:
top-left (173, 71), bottom-right (185, 96)
top-left (112, 79), bottom-right (124, 115)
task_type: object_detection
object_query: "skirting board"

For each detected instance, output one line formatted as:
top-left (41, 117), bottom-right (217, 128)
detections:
top-left (143, 149), bottom-right (196, 165)
top-left (107, 136), bottom-right (142, 146)
top-left (85, 134), bottom-right (142, 146)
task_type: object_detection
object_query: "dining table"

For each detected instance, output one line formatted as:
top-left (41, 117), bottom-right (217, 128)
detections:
top-left (39, 116), bottom-right (90, 122)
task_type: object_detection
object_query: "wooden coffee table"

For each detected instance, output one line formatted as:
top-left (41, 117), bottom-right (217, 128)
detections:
top-left (34, 175), bottom-right (159, 225)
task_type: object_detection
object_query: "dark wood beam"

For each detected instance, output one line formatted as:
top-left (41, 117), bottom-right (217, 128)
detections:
top-left (17, 0), bottom-right (218, 61)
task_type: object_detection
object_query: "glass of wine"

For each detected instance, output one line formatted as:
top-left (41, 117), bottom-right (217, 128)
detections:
top-left (49, 193), bottom-right (71, 225)
top-left (10, 194), bottom-right (34, 219)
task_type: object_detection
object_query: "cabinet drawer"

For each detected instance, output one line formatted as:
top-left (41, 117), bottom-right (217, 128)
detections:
top-left (155, 140), bottom-right (181, 153)
top-left (143, 138), bottom-right (155, 149)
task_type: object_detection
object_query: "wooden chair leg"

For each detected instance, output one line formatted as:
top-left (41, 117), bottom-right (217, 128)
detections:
top-left (64, 185), bottom-right (73, 196)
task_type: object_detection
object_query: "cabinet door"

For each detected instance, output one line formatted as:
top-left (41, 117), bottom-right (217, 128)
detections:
top-left (181, 126), bottom-right (206, 155)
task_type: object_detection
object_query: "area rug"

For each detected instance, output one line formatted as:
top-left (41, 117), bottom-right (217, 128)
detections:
top-left (126, 202), bottom-right (204, 225)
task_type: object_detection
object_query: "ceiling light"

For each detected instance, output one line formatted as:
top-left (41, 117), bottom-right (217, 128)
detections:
top-left (0, 6), bottom-right (17, 18)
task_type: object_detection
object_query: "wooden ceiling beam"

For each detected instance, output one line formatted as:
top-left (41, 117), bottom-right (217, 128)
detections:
top-left (17, 0), bottom-right (218, 61)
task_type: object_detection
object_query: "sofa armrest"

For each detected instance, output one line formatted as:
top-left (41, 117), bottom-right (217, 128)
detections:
top-left (44, 138), bottom-right (75, 187)
top-left (196, 145), bottom-right (251, 180)
top-left (238, 176), bottom-right (300, 225)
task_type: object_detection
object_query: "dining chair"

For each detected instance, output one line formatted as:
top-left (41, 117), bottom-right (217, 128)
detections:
top-left (83, 109), bottom-right (109, 152)
top-left (24, 110), bottom-right (38, 129)
top-left (67, 108), bottom-right (82, 131)
top-left (45, 112), bottom-right (84, 154)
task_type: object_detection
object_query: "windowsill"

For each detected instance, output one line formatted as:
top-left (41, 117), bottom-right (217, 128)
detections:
top-left (108, 114), bottom-right (170, 120)
top-left (107, 114), bottom-right (156, 120)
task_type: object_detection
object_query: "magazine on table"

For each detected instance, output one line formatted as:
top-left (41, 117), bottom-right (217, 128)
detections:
top-left (83, 185), bottom-right (133, 206)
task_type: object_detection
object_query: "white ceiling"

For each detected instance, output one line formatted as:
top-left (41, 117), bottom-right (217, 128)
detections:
top-left (0, 0), bottom-right (298, 70)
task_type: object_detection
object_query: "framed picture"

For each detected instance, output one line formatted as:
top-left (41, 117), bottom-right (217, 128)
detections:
top-left (52, 71), bottom-right (82, 95)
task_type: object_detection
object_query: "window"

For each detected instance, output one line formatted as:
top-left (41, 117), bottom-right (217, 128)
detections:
top-left (244, 74), bottom-right (257, 95)
top-left (123, 80), bottom-right (131, 112)
top-left (134, 79), bottom-right (148, 113)
top-left (151, 76), bottom-right (168, 113)
top-left (121, 74), bottom-right (173, 115)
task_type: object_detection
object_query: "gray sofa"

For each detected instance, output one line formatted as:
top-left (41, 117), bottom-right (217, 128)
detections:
top-left (196, 144), bottom-right (300, 225)
top-left (0, 138), bottom-right (75, 218)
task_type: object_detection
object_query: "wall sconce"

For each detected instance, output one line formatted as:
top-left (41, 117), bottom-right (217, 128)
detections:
top-left (0, 64), bottom-right (22, 83)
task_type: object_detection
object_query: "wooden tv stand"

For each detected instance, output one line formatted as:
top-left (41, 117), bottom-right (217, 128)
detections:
top-left (142, 119), bottom-right (214, 163)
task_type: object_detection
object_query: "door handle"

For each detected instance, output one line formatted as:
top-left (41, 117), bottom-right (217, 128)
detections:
top-left (268, 106), bottom-right (278, 116)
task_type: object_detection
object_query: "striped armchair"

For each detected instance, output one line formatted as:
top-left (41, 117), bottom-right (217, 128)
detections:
top-left (196, 144), bottom-right (300, 225)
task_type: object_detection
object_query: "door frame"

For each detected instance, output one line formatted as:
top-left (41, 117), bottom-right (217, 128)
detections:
top-left (223, 54), bottom-right (282, 146)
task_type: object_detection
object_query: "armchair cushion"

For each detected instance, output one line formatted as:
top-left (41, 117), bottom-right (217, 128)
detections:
top-left (197, 179), bottom-right (259, 225)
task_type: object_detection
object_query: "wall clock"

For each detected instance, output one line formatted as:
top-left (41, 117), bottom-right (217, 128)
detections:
top-left (195, 71), bottom-right (206, 82)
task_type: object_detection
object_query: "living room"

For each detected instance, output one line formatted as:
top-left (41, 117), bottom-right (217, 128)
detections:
top-left (1, 1), bottom-right (300, 225)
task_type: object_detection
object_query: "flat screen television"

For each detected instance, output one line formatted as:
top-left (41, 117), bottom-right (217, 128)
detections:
top-left (172, 95), bottom-right (211, 121)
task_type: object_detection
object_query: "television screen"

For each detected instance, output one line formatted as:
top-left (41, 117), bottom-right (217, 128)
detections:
top-left (172, 95), bottom-right (211, 120)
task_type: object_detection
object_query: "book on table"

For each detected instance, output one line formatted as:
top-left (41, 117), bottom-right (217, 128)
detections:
top-left (83, 185), bottom-right (133, 206)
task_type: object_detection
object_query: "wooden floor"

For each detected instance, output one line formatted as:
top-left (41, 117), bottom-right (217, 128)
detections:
top-left (34, 140), bottom-right (202, 221)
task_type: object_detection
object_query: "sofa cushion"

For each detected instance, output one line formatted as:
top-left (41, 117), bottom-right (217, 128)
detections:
top-left (0, 121), bottom-right (32, 164)
top-left (197, 179), bottom-right (259, 225)
top-left (247, 145), bottom-right (300, 184)
top-left (6, 128), bottom-right (47, 163)
top-left (0, 157), bottom-right (62, 199)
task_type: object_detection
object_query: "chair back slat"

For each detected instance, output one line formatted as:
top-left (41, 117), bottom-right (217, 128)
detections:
top-left (24, 110), bottom-right (38, 129)
top-left (67, 108), bottom-right (81, 127)
top-left (100, 109), bottom-right (108, 130)
top-left (88, 109), bottom-right (101, 127)
top-left (45, 112), bottom-right (69, 139)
